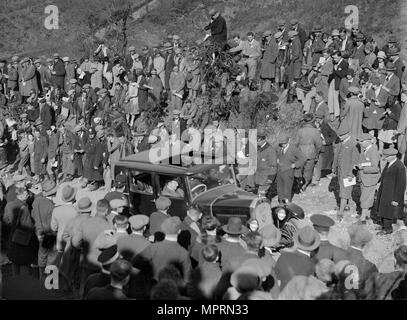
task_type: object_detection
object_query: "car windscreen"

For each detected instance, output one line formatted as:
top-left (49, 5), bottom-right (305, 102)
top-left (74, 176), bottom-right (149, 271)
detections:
top-left (187, 165), bottom-right (235, 199)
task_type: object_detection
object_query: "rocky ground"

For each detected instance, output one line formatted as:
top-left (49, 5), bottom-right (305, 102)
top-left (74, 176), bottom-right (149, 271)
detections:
top-left (286, 174), bottom-right (407, 273)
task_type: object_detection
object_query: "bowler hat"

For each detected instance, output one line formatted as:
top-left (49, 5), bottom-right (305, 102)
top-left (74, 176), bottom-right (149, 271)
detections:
top-left (161, 216), bottom-right (182, 235)
top-left (209, 9), bottom-right (218, 16)
top-left (310, 214), bottom-right (335, 233)
top-left (259, 224), bottom-right (281, 247)
top-left (82, 83), bottom-right (91, 89)
top-left (41, 179), bottom-right (58, 197)
top-left (293, 226), bottom-right (320, 251)
top-left (347, 223), bottom-right (373, 247)
top-left (388, 47), bottom-right (400, 56)
top-left (383, 147), bottom-right (398, 156)
top-left (128, 46), bottom-right (136, 51)
top-left (355, 33), bottom-right (365, 41)
top-left (222, 217), bottom-right (249, 235)
top-left (53, 53), bottom-right (60, 58)
top-left (155, 196), bottom-right (171, 210)
top-left (34, 59), bottom-right (42, 64)
top-left (129, 215), bottom-right (149, 230)
top-left (388, 35), bottom-right (397, 43)
top-left (61, 184), bottom-right (77, 202)
top-left (98, 245), bottom-right (119, 266)
top-left (77, 197), bottom-right (92, 213)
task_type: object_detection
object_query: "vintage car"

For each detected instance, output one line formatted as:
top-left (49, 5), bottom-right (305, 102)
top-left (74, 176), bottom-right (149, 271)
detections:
top-left (114, 149), bottom-right (272, 225)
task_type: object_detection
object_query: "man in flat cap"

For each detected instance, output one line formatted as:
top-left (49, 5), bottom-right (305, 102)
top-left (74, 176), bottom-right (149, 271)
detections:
top-left (204, 9), bottom-right (228, 48)
top-left (310, 214), bottom-right (347, 263)
top-left (117, 215), bottom-right (150, 261)
top-left (6, 56), bottom-right (19, 93)
top-left (355, 133), bottom-right (381, 222)
top-left (51, 53), bottom-right (66, 89)
top-left (34, 58), bottom-right (51, 95)
top-left (149, 196), bottom-right (172, 236)
top-left (332, 122), bottom-right (359, 220)
top-left (260, 30), bottom-right (279, 92)
top-left (375, 146), bottom-right (406, 235)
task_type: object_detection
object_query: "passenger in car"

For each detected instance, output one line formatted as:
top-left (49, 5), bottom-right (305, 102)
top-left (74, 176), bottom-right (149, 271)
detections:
top-left (161, 179), bottom-right (185, 198)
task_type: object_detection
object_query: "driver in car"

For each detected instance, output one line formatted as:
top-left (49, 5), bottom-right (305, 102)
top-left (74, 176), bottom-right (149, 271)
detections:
top-left (162, 179), bottom-right (185, 198)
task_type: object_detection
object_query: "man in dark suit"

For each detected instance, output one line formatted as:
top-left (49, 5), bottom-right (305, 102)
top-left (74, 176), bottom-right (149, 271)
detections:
top-left (388, 47), bottom-right (404, 81)
top-left (254, 130), bottom-right (277, 197)
top-left (275, 225), bottom-right (319, 289)
top-left (205, 9), bottom-right (227, 48)
top-left (51, 53), bottom-right (66, 89)
top-left (290, 19), bottom-right (307, 51)
top-left (276, 133), bottom-right (306, 203)
top-left (310, 214), bottom-right (347, 263)
top-left (124, 46), bottom-right (136, 72)
top-left (117, 215), bottom-right (150, 261)
top-left (180, 207), bottom-right (202, 251)
top-left (346, 224), bottom-right (378, 292)
top-left (86, 259), bottom-right (131, 300)
top-left (382, 62), bottom-right (401, 102)
top-left (332, 122), bottom-right (359, 220)
top-left (39, 96), bottom-right (54, 129)
top-left (328, 51), bottom-right (349, 118)
top-left (375, 147), bottom-right (407, 235)
top-left (139, 216), bottom-right (191, 282)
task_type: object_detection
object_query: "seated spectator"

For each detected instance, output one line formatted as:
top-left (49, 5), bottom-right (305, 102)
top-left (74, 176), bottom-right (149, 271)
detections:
top-left (161, 179), bottom-right (185, 198)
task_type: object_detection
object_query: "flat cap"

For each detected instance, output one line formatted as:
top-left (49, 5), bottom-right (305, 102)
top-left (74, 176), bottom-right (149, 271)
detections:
top-left (62, 56), bottom-right (70, 62)
top-left (11, 56), bottom-right (19, 63)
top-left (288, 30), bottom-right (298, 38)
top-left (20, 113), bottom-right (28, 119)
top-left (155, 196), bottom-right (171, 210)
top-left (290, 18), bottom-right (299, 25)
top-left (82, 83), bottom-right (91, 89)
top-left (34, 59), bottom-right (42, 64)
top-left (53, 53), bottom-right (60, 58)
top-left (173, 35), bottom-right (180, 40)
top-left (278, 19), bottom-right (286, 26)
top-left (109, 198), bottom-right (127, 210)
top-left (277, 133), bottom-right (289, 144)
top-left (310, 214), bottom-right (335, 232)
top-left (128, 46), bottom-right (136, 51)
top-left (69, 79), bottom-right (78, 84)
top-left (129, 215), bottom-right (149, 230)
top-left (97, 88), bottom-right (108, 95)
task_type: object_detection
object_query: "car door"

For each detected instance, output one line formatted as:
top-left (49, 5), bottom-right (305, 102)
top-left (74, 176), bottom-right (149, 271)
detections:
top-left (128, 169), bottom-right (157, 216)
top-left (154, 173), bottom-right (189, 219)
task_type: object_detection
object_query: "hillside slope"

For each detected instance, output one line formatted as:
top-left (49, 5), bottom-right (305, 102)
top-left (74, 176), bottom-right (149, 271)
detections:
top-left (0, 0), bottom-right (405, 60)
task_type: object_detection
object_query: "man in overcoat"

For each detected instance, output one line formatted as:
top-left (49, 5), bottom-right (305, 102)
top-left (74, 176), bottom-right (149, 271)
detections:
top-left (260, 30), bottom-right (279, 92)
top-left (375, 147), bottom-right (406, 235)
top-left (51, 53), bottom-right (66, 89)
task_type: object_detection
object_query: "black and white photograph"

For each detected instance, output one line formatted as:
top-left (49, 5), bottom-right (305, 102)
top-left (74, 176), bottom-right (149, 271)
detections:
top-left (1, 0), bottom-right (407, 305)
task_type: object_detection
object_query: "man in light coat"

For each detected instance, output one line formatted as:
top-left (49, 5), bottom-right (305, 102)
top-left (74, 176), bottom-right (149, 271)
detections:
top-left (169, 65), bottom-right (185, 111)
top-left (356, 133), bottom-right (381, 222)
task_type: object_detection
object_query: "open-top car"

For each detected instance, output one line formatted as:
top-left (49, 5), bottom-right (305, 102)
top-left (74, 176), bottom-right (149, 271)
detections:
top-left (114, 149), bottom-right (273, 225)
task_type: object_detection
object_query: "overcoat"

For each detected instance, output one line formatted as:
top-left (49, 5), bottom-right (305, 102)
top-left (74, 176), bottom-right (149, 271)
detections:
top-left (260, 40), bottom-right (279, 79)
top-left (375, 159), bottom-right (406, 220)
top-left (20, 64), bottom-right (38, 96)
top-left (52, 59), bottom-right (66, 89)
top-left (33, 135), bottom-right (48, 175)
top-left (83, 137), bottom-right (104, 181)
